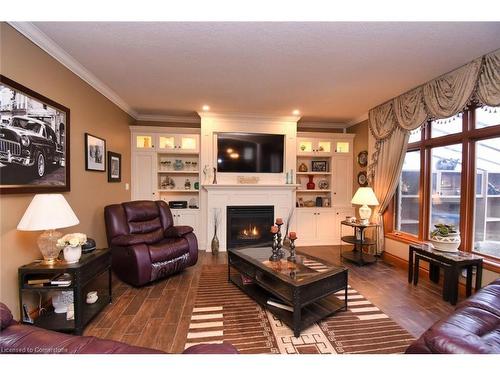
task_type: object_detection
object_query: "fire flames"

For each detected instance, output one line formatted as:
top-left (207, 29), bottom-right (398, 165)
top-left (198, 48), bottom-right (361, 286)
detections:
top-left (238, 225), bottom-right (260, 240)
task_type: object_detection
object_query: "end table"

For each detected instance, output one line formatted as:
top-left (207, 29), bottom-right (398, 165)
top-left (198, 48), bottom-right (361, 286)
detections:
top-left (340, 220), bottom-right (379, 266)
top-left (18, 249), bottom-right (112, 335)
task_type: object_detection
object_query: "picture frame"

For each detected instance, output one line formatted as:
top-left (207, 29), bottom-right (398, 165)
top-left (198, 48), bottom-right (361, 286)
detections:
top-left (85, 133), bottom-right (106, 172)
top-left (311, 160), bottom-right (327, 172)
top-left (357, 171), bottom-right (368, 187)
top-left (0, 75), bottom-right (70, 194)
top-left (357, 150), bottom-right (368, 167)
top-left (107, 151), bottom-right (121, 182)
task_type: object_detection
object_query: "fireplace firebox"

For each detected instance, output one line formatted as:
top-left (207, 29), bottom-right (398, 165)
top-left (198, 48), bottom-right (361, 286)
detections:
top-left (226, 206), bottom-right (274, 249)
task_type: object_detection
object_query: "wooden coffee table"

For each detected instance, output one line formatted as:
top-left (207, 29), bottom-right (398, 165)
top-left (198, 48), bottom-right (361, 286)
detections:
top-left (228, 246), bottom-right (348, 337)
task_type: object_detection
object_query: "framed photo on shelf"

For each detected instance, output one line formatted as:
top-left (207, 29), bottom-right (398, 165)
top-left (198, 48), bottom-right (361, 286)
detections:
top-left (107, 151), bottom-right (121, 182)
top-left (0, 75), bottom-right (70, 194)
top-left (85, 133), bottom-right (106, 172)
top-left (311, 160), bottom-right (327, 172)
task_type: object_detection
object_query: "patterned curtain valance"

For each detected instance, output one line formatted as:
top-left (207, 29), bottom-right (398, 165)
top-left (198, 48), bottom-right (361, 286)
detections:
top-left (369, 49), bottom-right (500, 141)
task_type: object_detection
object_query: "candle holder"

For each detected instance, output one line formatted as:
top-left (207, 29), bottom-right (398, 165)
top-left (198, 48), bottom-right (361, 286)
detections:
top-left (276, 222), bottom-right (284, 258)
top-left (287, 237), bottom-right (297, 262)
top-left (269, 233), bottom-right (280, 262)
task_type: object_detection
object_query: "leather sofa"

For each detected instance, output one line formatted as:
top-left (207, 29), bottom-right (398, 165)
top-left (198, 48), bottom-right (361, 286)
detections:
top-left (406, 278), bottom-right (500, 354)
top-left (105, 200), bottom-right (198, 286)
top-left (0, 303), bottom-right (237, 354)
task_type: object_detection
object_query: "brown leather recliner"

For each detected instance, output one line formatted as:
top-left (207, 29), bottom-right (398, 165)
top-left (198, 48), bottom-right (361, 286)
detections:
top-left (104, 200), bottom-right (198, 287)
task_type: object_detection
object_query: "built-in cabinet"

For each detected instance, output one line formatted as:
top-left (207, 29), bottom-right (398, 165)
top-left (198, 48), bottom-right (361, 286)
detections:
top-left (294, 132), bottom-right (355, 246)
top-left (131, 127), bottom-right (201, 236)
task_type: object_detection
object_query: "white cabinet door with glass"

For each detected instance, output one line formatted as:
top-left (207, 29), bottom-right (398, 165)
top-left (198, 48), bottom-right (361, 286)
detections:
top-left (297, 138), bottom-right (333, 156)
top-left (157, 134), bottom-right (199, 153)
top-left (134, 134), bottom-right (156, 151)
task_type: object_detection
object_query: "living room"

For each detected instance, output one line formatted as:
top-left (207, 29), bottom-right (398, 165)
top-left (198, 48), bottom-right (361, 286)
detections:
top-left (1, 2), bottom-right (499, 374)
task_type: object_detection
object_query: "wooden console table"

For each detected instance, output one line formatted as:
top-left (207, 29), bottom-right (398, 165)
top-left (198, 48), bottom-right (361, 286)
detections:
top-left (408, 244), bottom-right (483, 305)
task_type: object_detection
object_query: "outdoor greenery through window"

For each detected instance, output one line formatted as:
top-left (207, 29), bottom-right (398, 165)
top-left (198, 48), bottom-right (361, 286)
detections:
top-left (391, 105), bottom-right (500, 261)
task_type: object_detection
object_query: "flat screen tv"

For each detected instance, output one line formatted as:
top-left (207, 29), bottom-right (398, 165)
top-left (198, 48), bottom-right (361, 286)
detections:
top-left (217, 133), bottom-right (285, 173)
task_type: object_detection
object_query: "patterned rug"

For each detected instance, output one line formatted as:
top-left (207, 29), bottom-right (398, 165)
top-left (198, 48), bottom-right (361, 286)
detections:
top-left (183, 265), bottom-right (415, 354)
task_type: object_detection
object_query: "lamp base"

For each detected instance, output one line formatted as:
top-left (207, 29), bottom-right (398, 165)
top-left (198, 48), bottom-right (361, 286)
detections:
top-left (37, 229), bottom-right (62, 264)
top-left (358, 205), bottom-right (372, 221)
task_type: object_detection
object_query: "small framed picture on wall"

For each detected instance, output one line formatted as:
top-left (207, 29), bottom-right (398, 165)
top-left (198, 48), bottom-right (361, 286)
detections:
top-left (107, 151), bottom-right (121, 182)
top-left (85, 133), bottom-right (106, 172)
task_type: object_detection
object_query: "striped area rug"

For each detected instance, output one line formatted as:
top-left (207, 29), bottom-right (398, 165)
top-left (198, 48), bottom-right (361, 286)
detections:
top-left (184, 265), bottom-right (415, 354)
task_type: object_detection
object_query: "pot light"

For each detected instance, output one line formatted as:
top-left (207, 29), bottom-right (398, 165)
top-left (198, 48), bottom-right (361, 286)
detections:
top-left (202, 105), bottom-right (210, 111)
top-left (292, 109), bottom-right (300, 115)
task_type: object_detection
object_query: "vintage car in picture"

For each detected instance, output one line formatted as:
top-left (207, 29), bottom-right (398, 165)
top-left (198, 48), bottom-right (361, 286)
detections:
top-left (0, 116), bottom-right (64, 178)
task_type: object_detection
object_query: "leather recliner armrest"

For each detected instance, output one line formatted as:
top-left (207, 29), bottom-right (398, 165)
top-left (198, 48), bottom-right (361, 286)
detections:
top-left (111, 244), bottom-right (152, 287)
top-left (164, 225), bottom-right (194, 238)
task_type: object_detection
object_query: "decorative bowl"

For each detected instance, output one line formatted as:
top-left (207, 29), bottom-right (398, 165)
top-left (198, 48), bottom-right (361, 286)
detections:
top-left (429, 233), bottom-right (461, 252)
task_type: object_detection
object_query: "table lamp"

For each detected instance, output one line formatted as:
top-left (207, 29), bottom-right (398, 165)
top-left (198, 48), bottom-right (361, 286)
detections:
top-left (17, 194), bottom-right (79, 264)
top-left (351, 187), bottom-right (379, 222)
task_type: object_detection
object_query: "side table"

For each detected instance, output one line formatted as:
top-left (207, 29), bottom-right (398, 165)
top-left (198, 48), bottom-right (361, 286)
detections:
top-left (18, 249), bottom-right (112, 335)
top-left (340, 220), bottom-right (379, 266)
top-left (408, 244), bottom-right (483, 305)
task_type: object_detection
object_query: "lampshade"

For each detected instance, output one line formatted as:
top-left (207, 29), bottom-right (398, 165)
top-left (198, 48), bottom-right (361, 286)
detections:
top-left (351, 187), bottom-right (379, 206)
top-left (17, 194), bottom-right (79, 231)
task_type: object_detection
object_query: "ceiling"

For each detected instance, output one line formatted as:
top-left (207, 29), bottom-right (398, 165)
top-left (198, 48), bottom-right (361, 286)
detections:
top-left (26, 22), bottom-right (500, 124)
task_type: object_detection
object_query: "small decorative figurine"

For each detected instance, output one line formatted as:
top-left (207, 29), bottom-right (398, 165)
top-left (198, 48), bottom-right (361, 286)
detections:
top-left (184, 179), bottom-right (191, 190)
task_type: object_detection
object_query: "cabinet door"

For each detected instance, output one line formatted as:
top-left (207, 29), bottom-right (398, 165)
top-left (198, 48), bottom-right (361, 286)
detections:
top-left (315, 140), bottom-right (333, 156)
top-left (132, 152), bottom-right (156, 200)
top-left (176, 211), bottom-right (199, 234)
top-left (297, 138), bottom-right (315, 155)
top-left (175, 135), bottom-right (199, 153)
top-left (133, 134), bottom-right (155, 151)
top-left (157, 135), bottom-right (176, 152)
top-left (331, 155), bottom-right (352, 206)
top-left (334, 140), bottom-right (351, 154)
top-left (315, 211), bottom-right (337, 243)
top-left (295, 210), bottom-right (317, 244)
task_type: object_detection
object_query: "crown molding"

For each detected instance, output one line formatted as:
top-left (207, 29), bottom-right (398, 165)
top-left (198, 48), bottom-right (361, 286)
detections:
top-left (8, 22), bottom-right (138, 119)
top-left (298, 121), bottom-right (347, 129)
top-left (346, 113), bottom-right (369, 127)
top-left (135, 113), bottom-right (200, 123)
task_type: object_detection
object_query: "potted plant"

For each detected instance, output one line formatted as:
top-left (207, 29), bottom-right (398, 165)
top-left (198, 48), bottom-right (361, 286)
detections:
top-left (57, 233), bottom-right (87, 263)
top-left (429, 223), bottom-right (461, 252)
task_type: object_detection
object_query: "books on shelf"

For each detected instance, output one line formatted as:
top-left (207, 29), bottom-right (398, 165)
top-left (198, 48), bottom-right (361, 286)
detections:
top-left (25, 273), bottom-right (72, 287)
top-left (241, 274), bottom-right (254, 285)
top-left (267, 298), bottom-right (293, 312)
top-left (51, 273), bottom-right (72, 286)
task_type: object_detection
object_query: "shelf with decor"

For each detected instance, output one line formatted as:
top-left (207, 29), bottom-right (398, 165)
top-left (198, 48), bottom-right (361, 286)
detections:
top-left (296, 189), bottom-right (332, 193)
top-left (296, 172), bottom-right (332, 175)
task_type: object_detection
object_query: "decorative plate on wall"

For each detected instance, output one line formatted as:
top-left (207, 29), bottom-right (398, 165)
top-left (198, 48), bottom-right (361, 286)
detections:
top-left (357, 151), bottom-right (368, 167)
top-left (357, 171), bottom-right (368, 187)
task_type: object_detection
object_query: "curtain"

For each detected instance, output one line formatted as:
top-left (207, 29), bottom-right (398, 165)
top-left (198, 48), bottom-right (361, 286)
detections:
top-left (367, 48), bottom-right (500, 253)
top-left (371, 128), bottom-right (409, 253)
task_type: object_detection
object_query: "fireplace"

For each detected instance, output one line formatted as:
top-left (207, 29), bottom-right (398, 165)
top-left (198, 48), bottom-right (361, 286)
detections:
top-left (226, 206), bottom-right (274, 249)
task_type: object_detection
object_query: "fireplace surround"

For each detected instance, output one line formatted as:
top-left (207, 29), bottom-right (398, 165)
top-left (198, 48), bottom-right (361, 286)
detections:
top-left (226, 206), bottom-right (274, 249)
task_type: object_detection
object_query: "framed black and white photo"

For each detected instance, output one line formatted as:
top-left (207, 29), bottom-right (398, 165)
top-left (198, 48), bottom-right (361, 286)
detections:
top-left (311, 160), bottom-right (327, 172)
top-left (107, 151), bottom-right (121, 182)
top-left (0, 75), bottom-right (70, 194)
top-left (85, 133), bottom-right (106, 172)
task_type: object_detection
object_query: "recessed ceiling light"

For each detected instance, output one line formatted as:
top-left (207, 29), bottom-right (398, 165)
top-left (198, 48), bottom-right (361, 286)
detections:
top-left (202, 105), bottom-right (210, 111)
top-left (292, 109), bottom-right (300, 115)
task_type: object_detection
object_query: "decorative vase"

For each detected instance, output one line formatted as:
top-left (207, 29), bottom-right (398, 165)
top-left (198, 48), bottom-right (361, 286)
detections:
top-left (52, 291), bottom-right (74, 313)
top-left (430, 233), bottom-right (461, 253)
top-left (174, 159), bottom-right (184, 170)
top-left (211, 233), bottom-right (219, 256)
top-left (306, 175), bottom-right (315, 190)
top-left (63, 245), bottom-right (82, 264)
top-left (213, 167), bottom-right (217, 184)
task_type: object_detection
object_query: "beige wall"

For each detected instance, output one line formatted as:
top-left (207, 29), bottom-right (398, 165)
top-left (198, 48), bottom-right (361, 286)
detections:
top-left (0, 23), bottom-right (133, 317)
top-left (348, 120), bottom-right (369, 194)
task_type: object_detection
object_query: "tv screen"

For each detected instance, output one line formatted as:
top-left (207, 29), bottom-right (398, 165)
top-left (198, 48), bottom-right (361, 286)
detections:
top-left (217, 133), bottom-right (285, 173)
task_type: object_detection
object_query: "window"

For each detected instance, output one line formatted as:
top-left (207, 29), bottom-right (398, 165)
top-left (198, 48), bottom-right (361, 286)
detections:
top-left (390, 105), bottom-right (500, 262)
top-left (395, 151), bottom-right (420, 236)
top-left (474, 137), bottom-right (500, 259)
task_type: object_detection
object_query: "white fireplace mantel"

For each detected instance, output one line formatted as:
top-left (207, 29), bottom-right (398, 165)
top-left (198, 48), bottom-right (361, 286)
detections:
top-left (203, 184), bottom-right (300, 190)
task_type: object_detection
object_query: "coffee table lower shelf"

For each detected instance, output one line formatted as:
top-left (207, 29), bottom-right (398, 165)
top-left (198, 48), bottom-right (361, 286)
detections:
top-left (229, 273), bottom-right (346, 337)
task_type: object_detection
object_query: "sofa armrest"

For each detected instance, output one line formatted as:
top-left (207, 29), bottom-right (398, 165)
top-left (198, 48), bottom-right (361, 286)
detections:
top-left (182, 343), bottom-right (239, 354)
top-left (165, 225), bottom-right (193, 238)
top-left (111, 244), bottom-right (152, 287)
